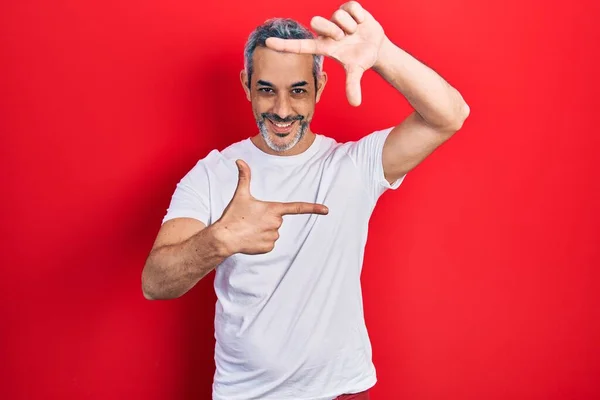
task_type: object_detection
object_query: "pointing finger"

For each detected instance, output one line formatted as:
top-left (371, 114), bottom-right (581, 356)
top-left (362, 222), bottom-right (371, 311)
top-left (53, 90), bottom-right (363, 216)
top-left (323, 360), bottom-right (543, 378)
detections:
top-left (273, 201), bottom-right (329, 216)
top-left (265, 37), bottom-right (330, 56)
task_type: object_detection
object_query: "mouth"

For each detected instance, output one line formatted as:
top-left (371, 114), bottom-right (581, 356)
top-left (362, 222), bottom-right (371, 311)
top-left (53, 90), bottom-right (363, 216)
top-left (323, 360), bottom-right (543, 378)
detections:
top-left (266, 119), bottom-right (297, 137)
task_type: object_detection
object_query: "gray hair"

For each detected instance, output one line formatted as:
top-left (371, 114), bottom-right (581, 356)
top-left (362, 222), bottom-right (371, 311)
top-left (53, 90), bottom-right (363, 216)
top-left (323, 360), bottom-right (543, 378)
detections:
top-left (243, 18), bottom-right (324, 88)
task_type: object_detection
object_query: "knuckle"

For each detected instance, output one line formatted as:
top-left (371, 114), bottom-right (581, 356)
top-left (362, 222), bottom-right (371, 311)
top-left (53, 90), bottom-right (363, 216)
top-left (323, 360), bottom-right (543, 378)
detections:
top-left (267, 215), bottom-right (282, 228)
top-left (332, 9), bottom-right (346, 20)
top-left (347, 2), bottom-right (361, 15)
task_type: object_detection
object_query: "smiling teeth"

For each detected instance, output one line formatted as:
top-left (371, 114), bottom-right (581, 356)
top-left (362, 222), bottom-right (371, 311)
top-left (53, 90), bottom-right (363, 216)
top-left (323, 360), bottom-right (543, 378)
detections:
top-left (274, 122), bottom-right (292, 127)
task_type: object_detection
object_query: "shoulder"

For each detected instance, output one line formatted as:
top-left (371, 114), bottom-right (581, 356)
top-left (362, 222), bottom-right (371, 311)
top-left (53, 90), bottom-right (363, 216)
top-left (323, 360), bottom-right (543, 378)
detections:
top-left (318, 127), bottom-right (393, 161)
top-left (338, 127), bottom-right (394, 151)
top-left (186, 138), bottom-right (251, 173)
top-left (220, 137), bottom-right (254, 161)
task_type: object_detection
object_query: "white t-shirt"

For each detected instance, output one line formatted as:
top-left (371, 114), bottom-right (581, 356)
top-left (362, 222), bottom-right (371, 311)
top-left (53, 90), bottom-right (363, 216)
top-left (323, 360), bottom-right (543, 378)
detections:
top-left (163, 127), bottom-right (406, 400)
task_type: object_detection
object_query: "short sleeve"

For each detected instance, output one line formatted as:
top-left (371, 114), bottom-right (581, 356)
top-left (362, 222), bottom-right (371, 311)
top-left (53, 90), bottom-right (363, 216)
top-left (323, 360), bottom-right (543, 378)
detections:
top-left (344, 127), bottom-right (407, 202)
top-left (162, 160), bottom-right (211, 226)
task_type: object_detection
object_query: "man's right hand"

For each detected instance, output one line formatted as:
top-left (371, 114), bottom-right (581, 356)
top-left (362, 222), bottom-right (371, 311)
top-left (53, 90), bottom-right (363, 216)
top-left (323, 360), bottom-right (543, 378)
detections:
top-left (214, 159), bottom-right (329, 256)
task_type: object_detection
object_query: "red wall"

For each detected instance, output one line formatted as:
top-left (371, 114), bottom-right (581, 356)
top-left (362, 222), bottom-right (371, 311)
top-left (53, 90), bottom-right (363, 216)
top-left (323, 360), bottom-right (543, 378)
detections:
top-left (1, 0), bottom-right (599, 399)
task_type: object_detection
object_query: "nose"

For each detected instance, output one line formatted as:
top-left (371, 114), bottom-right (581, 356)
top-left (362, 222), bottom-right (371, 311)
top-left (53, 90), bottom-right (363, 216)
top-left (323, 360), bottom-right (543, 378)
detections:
top-left (272, 92), bottom-right (292, 119)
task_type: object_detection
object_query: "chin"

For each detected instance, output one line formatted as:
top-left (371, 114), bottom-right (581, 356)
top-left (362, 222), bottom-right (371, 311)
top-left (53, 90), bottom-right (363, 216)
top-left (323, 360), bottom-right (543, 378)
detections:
top-left (258, 120), bottom-right (307, 152)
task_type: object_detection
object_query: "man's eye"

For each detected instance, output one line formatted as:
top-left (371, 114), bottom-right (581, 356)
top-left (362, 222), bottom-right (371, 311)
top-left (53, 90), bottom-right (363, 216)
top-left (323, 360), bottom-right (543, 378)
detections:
top-left (292, 89), bottom-right (306, 94)
top-left (258, 88), bottom-right (274, 93)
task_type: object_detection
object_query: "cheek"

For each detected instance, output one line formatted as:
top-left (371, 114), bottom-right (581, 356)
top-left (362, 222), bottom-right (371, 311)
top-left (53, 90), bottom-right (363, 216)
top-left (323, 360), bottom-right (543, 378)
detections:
top-left (252, 96), bottom-right (274, 111)
top-left (292, 97), bottom-right (315, 115)
top-left (250, 97), bottom-right (270, 118)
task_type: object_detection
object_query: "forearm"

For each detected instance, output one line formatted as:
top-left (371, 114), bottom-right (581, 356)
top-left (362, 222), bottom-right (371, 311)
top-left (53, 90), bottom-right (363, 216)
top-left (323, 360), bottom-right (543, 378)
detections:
top-left (373, 36), bottom-right (469, 130)
top-left (142, 223), bottom-right (231, 300)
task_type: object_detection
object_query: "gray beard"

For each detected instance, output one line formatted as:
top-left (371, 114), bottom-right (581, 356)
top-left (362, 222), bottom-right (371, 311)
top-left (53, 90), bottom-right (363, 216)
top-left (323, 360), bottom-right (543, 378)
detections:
top-left (257, 120), bottom-right (309, 153)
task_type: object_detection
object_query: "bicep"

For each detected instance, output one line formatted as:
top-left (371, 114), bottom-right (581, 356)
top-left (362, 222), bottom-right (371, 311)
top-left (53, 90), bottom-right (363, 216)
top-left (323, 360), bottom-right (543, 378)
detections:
top-left (152, 218), bottom-right (207, 250)
top-left (382, 111), bottom-right (456, 183)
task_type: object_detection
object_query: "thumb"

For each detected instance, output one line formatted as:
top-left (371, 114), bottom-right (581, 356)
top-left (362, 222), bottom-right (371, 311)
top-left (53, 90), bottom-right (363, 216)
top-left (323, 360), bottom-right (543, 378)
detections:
top-left (345, 65), bottom-right (365, 107)
top-left (234, 159), bottom-right (252, 197)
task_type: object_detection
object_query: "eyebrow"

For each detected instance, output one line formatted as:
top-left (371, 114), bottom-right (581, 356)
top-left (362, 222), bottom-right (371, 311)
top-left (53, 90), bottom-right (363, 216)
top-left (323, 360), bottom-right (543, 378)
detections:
top-left (256, 80), bottom-right (308, 88)
top-left (256, 80), bottom-right (273, 87)
top-left (291, 81), bottom-right (308, 88)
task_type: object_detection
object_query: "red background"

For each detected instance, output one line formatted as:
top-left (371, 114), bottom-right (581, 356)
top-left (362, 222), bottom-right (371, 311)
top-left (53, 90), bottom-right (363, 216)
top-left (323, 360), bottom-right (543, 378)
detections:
top-left (1, 0), bottom-right (599, 399)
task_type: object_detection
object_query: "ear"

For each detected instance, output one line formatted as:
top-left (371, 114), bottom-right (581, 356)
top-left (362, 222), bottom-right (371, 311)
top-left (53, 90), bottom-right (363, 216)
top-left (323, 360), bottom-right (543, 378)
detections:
top-left (315, 71), bottom-right (328, 103)
top-left (240, 70), bottom-right (251, 101)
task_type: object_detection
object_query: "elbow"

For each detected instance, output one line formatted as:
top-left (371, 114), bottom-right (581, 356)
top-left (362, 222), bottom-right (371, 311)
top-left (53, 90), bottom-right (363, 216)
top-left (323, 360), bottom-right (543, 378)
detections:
top-left (457, 102), bottom-right (470, 127)
top-left (142, 285), bottom-right (156, 300)
top-left (141, 251), bottom-right (172, 301)
top-left (141, 270), bottom-right (183, 301)
top-left (141, 275), bottom-right (159, 300)
top-left (141, 260), bottom-right (154, 300)
top-left (441, 102), bottom-right (470, 133)
top-left (141, 281), bottom-right (174, 301)
top-left (143, 292), bottom-right (155, 301)
top-left (452, 100), bottom-right (470, 131)
top-left (141, 262), bottom-right (166, 301)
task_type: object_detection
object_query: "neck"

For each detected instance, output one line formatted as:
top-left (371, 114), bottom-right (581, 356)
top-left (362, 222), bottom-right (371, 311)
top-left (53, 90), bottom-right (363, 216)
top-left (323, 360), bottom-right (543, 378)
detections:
top-left (251, 129), bottom-right (316, 157)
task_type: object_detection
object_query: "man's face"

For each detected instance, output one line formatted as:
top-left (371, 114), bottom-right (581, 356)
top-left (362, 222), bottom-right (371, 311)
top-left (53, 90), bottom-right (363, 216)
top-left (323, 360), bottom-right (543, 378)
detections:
top-left (241, 46), bottom-right (326, 152)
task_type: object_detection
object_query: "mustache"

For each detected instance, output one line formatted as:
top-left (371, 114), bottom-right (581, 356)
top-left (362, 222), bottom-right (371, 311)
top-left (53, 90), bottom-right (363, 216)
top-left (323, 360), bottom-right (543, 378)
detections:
top-left (261, 113), bottom-right (305, 123)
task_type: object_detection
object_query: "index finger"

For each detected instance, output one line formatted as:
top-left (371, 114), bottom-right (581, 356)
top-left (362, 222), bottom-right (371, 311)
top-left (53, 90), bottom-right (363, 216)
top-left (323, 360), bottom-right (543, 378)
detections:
top-left (265, 37), bottom-right (329, 55)
top-left (273, 201), bottom-right (329, 216)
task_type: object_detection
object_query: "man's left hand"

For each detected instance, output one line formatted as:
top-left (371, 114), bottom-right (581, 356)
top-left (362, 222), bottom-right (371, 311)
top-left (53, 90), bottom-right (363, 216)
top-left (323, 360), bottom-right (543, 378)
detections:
top-left (265, 1), bottom-right (386, 107)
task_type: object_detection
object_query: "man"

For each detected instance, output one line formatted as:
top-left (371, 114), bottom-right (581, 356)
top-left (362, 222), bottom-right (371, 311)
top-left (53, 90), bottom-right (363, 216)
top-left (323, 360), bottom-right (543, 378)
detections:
top-left (141, 2), bottom-right (469, 399)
